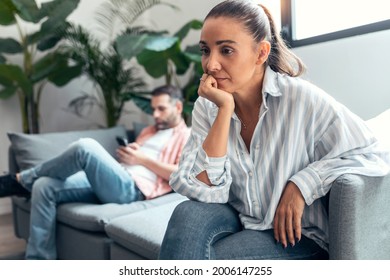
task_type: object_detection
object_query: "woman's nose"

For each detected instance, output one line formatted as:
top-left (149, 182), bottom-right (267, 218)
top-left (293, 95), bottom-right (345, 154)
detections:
top-left (204, 53), bottom-right (221, 72)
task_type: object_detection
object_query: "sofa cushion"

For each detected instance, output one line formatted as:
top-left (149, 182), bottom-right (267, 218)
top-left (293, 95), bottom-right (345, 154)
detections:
top-left (56, 192), bottom-right (186, 232)
top-left (105, 198), bottom-right (187, 259)
top-left (7, 126), bottom-right (127, 170)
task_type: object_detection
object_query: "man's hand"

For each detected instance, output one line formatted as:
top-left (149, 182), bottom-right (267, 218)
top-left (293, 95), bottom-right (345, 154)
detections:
top-left (273, 181), bottom-right (305, 248)
top-left (117, 142), bottom-right (146, 166)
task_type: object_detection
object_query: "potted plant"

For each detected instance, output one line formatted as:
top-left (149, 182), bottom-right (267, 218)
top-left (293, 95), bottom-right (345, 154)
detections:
top-left (0, 0), bottom-right (82, 133)
top-left (116, 19), bottom-right (203, 124)
top-left (62, 0), bottom-right (177, 128)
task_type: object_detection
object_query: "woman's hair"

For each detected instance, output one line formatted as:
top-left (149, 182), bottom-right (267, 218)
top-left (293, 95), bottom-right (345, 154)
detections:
top-left (205, 0), bottom-right (305, 77)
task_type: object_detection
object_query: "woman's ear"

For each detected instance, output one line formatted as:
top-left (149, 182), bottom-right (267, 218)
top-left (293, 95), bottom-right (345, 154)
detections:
top-left (256, 41), bottom-right (271, 65)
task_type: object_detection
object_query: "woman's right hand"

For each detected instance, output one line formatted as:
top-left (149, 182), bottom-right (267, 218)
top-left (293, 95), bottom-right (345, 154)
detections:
top-left (198, 73), bottom-right (234, 111)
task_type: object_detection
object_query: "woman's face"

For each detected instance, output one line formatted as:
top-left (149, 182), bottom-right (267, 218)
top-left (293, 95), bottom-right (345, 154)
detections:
top-left (199, 16), bottom-right (264, 93)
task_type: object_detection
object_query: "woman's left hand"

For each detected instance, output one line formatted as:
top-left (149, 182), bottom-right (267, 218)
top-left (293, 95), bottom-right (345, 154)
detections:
top-left (273, 181), bottom-right (305, 248)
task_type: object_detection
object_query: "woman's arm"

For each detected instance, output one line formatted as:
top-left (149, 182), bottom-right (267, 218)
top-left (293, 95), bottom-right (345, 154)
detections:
top-left (196, 74), bottom-right (234, 185)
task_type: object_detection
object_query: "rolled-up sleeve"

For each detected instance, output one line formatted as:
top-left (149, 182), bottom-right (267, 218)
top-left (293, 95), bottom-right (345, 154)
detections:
top-left (290, 107), bottom-right (390, 205)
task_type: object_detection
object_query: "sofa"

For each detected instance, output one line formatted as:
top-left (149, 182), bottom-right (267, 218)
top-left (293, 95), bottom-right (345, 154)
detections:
top-left (8, 125), bottom-right (188, 260)
top-left (7, 108), bottom-right (390, 259)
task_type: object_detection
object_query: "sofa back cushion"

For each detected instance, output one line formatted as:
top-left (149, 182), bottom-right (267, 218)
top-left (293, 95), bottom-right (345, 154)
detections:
top-left (8, 126), bottom-right (127, 171)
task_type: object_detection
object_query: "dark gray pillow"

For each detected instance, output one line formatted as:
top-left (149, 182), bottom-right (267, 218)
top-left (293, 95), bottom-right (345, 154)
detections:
top-left (8, 126), bottom-right (127, 171)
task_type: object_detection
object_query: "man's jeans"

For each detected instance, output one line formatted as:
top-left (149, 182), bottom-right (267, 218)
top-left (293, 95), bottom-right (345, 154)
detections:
top-left (159, 200), bottom-right (329, 260)
top-left (19, 138), bottom-right (143, 260)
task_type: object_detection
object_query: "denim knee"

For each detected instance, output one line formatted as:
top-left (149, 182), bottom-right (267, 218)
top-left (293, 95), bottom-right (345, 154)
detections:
top-left (70, 138), bottom-right (101, 153)
top-left (30, 177), bottom-right (56, 204)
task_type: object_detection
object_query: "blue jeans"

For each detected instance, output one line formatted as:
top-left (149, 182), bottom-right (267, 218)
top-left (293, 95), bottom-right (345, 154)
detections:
top-left (19, 138), bottom-right (143, 260)
top-left (159, 201), bottom-right (329, 260)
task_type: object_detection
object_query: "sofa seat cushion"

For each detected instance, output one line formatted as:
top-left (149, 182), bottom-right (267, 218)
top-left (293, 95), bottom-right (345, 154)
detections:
top-left (12, 192), bottom-right (186, 232)
top-left (105, 198), bottom-right (187, 260)
top-left (56, 192), bottom-right (186, 232)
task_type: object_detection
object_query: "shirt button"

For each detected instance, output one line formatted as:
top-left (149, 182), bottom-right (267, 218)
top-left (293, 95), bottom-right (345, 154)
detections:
top-left (249, 171), bottom-right (253, 177)
top-left (256, 144), bottom-right (260, 149)
top-left (312, 195), bottom-right (316, 199)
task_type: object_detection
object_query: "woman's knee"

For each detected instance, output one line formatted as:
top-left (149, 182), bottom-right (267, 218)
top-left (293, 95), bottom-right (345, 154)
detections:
top-left (169, 200), bottom-right (241, 231)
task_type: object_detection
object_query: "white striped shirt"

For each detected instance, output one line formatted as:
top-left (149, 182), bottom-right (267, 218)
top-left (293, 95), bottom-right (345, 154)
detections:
top-left (170, 67), bottom-right (390, 250)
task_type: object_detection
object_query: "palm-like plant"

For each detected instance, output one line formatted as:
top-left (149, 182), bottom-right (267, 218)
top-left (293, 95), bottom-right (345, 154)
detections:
top-left (0, 0), bottom-right (81, 133)
top-left (62, 0), bottom-right (174, 128)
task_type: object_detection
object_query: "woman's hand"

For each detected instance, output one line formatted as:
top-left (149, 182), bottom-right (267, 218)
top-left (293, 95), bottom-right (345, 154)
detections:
top-left (198, 73), bottom-right (234, 111)
top-left (116, 142), bottom-right (146, 166)
top-left (273, 181), bottom-right (305, 248)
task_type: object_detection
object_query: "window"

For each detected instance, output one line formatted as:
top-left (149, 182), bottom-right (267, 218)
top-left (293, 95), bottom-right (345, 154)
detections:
top-left (281, 0), bottom-right (390, 47)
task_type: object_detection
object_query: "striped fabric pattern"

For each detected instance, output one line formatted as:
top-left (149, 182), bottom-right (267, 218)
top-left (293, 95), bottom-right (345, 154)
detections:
top-left (170, 67), bottom-right (390, 250)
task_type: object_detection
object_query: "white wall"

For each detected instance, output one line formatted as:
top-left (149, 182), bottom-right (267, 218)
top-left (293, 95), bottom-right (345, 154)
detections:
top-left (1, 0), bottom-right (389, 214)
top-left (293, 29), bottom-right (390, 120)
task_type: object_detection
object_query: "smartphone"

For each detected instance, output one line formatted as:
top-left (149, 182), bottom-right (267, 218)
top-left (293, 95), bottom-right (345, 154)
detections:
top-left (116, 136), bottom-right (129, 147)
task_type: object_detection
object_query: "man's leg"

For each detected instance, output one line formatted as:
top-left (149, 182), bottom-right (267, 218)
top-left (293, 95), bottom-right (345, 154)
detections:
top-left (20, 138), bottom-right (142, 204)
top-left (25, 172), bottom-right (97, 259)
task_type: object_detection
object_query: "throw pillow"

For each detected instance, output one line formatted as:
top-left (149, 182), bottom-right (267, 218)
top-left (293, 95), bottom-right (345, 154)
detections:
top-left (8, 126), bottom-right (127, 170)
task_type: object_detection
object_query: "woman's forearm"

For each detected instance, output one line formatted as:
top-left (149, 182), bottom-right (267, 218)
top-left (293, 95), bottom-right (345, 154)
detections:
top-left (197, 106), bottom-right (233, 185)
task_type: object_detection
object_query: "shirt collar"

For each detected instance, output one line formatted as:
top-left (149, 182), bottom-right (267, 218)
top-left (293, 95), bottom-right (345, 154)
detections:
top-left (262, 66), bottom-right (282, 98)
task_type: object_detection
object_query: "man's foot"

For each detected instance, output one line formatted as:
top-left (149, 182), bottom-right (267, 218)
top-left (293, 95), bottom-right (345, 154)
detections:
top-left (0, 174), bottom-right (30, 198)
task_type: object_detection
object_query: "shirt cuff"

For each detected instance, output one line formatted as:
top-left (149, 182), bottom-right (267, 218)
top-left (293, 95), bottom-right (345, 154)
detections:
top-left (192, 147), bottom-right (228, 186)
top-left (289, 166), bottom-right (324, 205)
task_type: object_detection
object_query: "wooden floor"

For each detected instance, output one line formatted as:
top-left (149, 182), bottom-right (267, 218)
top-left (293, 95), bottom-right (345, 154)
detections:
top-left (0, 213), bottom-right (26, 259)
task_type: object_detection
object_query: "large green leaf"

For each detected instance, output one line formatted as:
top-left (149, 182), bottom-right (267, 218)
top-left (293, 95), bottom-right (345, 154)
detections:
top-left (136, 37), bottom-right (181, 78)
top-left (0, 54), bottom-right (7, 64)
top-left (0, 38), bottom-right (22, 54)
top-left (144, 36), bottom-right (177, 51)
top-left (40, 0), bottom-right (80, 34)
top-left (30, 53), bottom-right (60, 83)
top-left (136, 49), bottom-right (168, 78)
top-left (40, 0), bottom-right (79, 18)
top-left (0, 0), bottom-right (16, 25)
top-left (48, 64), bottom-right (82, 87)
top-left (0, 85), bottom-right (18, 99)
top-left (174, 19), bottom-right (203, 41)
top-left (116, 34), bottom-right (152, 60)
top-left (0, 64), bottom-right (33, 96)
top-left (0, 73), bottom-right (13, 86)
top-left (27, 21), bottom-right (68, 48)
top-left (11, 0), bottom-right (41, 23)
top-left (171, 50), bottom-right (191, 75)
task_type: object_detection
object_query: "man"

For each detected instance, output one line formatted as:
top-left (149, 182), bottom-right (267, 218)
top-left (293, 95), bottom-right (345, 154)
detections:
top-left (0, 85), bottom-right (190, 259)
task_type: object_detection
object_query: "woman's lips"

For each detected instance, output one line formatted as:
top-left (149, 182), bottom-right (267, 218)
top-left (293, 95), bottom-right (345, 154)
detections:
top-left (215, 78), bottom-right (227, 83)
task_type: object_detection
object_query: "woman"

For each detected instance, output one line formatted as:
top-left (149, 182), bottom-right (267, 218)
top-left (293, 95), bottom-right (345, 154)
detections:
top-left (159, 0), bottom-right (390, 260)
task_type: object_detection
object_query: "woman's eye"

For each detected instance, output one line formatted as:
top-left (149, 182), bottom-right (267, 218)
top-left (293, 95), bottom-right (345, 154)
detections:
top-left (221, 47), bottom-right (233, 55)
top-left (200, 48), bottom-right (209, 55)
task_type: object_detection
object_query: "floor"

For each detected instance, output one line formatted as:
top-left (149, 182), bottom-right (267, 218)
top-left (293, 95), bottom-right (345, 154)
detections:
top-left (0, 213), bottom-right (26, 259)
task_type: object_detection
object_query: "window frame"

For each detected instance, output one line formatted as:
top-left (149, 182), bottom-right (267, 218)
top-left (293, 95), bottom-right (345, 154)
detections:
top-left (281, 0), bottom-right (390, 48)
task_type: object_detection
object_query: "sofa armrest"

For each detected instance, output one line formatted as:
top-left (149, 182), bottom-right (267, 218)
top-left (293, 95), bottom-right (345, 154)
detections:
top-left (328, 173), bottom-right (390, 259)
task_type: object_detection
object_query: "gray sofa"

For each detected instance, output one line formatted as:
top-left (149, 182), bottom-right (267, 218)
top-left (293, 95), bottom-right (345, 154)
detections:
top-left (8, 125), bottom-right (187, 260)
top-left (7, 126), bottom-right (390, 259)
